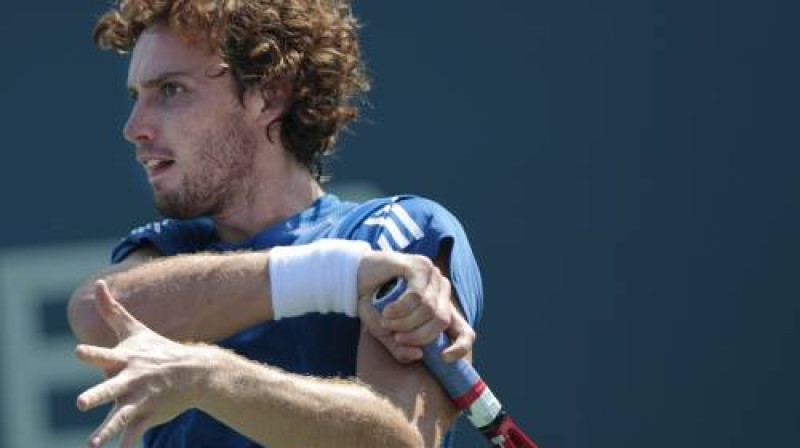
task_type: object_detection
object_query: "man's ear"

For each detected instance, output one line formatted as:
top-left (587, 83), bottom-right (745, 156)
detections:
top-left (247, 80), bottom-right (291, 128)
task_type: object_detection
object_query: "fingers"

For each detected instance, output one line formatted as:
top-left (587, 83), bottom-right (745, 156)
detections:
top-left (389, 345), bottom-right (424, 363)
top-left (381, 293), bottom-right (438, 332)
top-left (441, 312), bottom-right (475, 363)
top-left (373, 326), bottom-right (424, 363)
top-left (77, 374), bottom-right (131, 412)
top-left (86, 402), bottom-right (118, 448)
top-left (357, 299), bottom-right (387, 336)
top-left (119, 416), bottom-right (148, 448)
top-left (392, 318), bottom-right (448, 347)
top-left (389, 312), bottom-right (474, 364)
top-left (382, 268), bottom-right (451, 346)
top-left (87, 403), bottom-right (138, 448)
top-left (76, 344), bottom-right (126, 374)
top-left (357, 250), bottom-right (413, 299)
top-left (358, 301), bottom-right (423, 362)
top-left (399, 255), bottom-right (434, 309)
top-left (362, 252), bottom-right (475, 364)
top-left (94, 280), bottom-right (142, 340)
top-left (381, 256), bottom-right (439, 322)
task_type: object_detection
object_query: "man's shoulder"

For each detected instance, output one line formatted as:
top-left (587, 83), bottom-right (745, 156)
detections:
top-left (324, 194), bottom-right (465, 252)
top-left (125, 217), bottom-right (214, 241)
top-left (111, 217), bottom-right (215, 262)
top-left (338, 194), bottom-right (456, 225)
top-left (124, 218), bottom-right (208, 236)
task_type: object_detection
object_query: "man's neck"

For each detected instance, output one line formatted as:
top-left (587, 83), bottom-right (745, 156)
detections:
top-left (211, 163), bottom-right (325, 243)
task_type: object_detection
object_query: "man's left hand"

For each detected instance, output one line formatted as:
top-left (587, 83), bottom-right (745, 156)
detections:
top-left (75, 280), bottom-right (212, 448)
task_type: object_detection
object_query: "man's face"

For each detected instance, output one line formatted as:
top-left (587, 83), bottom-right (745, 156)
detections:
top-left (124, 26), bottom-right (260, 219)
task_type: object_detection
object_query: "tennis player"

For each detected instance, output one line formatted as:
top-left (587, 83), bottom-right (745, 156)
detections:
top-left (68, 1), bottom-right (484, 447)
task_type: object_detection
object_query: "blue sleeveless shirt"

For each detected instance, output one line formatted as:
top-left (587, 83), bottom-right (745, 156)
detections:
top-left (111, 194), bottom-right (484, 448)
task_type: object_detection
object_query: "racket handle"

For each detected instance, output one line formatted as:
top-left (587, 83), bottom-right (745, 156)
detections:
top-left (372, 279), bottom-right (502, 428)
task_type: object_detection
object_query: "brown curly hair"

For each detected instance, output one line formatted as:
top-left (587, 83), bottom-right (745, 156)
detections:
top-left (94, 0), bottom-right (369, 179)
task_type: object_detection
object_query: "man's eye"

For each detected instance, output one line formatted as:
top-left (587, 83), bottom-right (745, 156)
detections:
top-left (161, 82), bottom-right (185, 98)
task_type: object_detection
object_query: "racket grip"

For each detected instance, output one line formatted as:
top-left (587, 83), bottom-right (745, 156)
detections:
top-left (372, 278), bottom-right (502, 427)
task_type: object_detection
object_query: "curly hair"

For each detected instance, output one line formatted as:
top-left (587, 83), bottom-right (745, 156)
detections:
top-left (94, 0), bottom-right (369, 180)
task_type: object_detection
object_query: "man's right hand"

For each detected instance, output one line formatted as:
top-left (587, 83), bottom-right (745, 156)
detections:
top-left (356, 251), bottom-right (475, 364)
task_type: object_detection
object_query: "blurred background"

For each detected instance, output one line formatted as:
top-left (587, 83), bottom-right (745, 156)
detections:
top-left (1, 1), bottom-right (798, 447)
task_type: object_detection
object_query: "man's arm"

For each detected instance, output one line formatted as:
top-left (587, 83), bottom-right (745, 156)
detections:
top-left (76, 282), bottom-right (427, 448)
top-left (196, 346), bottom-right (424, 448)
top-left (69, 245), bottom-right (473, 363)
top-left (204, 251), bottom-right (472, 447)
top-left (68, 247), bottom-right (274, 347)
top-left (76, 250), bottom-right (474, 447)
top-left (355, 251), bottom-right (473, 447)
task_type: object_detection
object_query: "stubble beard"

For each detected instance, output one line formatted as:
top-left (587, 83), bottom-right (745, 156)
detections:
top-left (153, 113), bottom-right (259, 219)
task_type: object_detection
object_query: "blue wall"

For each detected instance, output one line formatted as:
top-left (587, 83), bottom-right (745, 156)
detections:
top-left (1, 1), bottom-right (798, 447)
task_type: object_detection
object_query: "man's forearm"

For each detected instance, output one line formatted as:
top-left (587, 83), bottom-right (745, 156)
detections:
top-left (198, 346), bottom-right (423, 448)
top-left (68, 252), bottom-right (273, 346)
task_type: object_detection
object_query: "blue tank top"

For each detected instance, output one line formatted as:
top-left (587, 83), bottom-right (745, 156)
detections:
top-left (111, 194), bottom-right (484, 448)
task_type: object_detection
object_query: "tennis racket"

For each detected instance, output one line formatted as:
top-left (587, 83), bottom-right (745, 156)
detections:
top-left (373, 279), bottom-right (540, 448)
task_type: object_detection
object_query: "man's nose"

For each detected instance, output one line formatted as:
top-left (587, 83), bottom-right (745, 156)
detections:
top-left (123, 102), bottom-right (156, 144)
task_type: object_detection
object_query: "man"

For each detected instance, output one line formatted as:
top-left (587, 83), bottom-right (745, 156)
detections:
top-left (68, 1), bottom-right (484, 447)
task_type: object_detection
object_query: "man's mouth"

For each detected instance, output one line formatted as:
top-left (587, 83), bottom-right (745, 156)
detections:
top-left (143, 159), bottom-right (175, 178)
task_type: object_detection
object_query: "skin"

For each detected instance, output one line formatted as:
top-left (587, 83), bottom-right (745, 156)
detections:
top-left (123, 26), bottom-right (315, 239)
top-left (71, 24), bottom-right (476, 447)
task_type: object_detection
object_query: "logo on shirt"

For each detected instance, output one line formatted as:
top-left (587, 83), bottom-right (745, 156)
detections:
top-left (130, 219), bottom-right (172, 235)
top-left (362, 203), bottom-right (424, 251)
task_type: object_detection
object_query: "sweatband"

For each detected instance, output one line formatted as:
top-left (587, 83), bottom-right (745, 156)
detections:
top-left (269, 239), bottom-right (372, 320)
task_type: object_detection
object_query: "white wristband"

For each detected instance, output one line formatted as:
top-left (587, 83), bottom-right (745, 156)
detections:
top-left (269, 239), bottom-right (371, 320)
